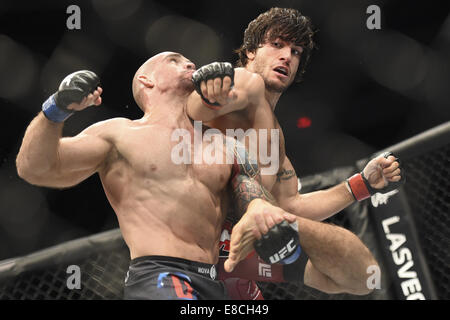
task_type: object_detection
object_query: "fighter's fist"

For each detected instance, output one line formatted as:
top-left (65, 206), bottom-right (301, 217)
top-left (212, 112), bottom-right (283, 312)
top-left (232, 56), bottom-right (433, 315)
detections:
top-left (363, 152), bottom-right (402, 188)
top-left (347, 152), bottom-right (405, 201)
top-left (254, 220), bottom-right (301, 265)
top-left (223, 199), bottom-right (297, 272)
top-left (66, 86), bottom-right (102, 112)
top-left (42, 70), bottom-right (101, 122)
top-left (192, 62), bottom-right (235, 108)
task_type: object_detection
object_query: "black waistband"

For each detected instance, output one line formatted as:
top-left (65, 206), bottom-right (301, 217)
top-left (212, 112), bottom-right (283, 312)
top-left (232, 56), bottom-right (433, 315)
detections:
top-left (130, 255), bottom-right (218, 279)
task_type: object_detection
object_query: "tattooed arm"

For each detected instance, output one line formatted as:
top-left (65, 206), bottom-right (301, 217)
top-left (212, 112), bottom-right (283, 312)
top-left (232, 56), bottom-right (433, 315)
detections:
top-left (224, 138), bottom-right (298, 268)
top-left (276, 168), bottom-right (296, 183)
top-left (226, 138), bottom-right (292, 239)
top-left (229, 141), bottom-right (276, 214)
top-left (272, 156), bottom-right (355, 221)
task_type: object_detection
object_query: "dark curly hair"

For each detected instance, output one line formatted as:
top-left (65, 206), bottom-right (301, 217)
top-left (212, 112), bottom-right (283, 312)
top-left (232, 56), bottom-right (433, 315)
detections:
top-left (235, 7), bottom-right (316, 82)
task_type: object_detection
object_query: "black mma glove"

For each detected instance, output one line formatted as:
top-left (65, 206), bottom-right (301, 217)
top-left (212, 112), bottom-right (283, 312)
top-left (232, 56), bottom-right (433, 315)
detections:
top-left (42, 70), bottom-right (100, 122)
top-left (347, 151), bottom-right (406, 201)
top-left (254, 220), bottom-right (302, 265)
top-left (191, 62), bottom-right (234, 107)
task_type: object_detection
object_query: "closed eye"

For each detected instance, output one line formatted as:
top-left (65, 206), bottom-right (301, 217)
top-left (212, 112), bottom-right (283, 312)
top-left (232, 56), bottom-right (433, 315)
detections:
top-left (164, 53), bottom-right (183, 63)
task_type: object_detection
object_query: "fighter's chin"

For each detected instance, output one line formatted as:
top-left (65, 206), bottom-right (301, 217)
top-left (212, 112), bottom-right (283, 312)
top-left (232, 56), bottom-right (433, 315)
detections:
top-left (265, 79), bottom-right (288, 93)
top-left (180, 78), bottom-right (195, 92)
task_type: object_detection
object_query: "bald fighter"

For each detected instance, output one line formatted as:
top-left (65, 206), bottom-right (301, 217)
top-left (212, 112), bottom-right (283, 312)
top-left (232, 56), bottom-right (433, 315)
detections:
top-left (16, 52), bottom-right (276, 299)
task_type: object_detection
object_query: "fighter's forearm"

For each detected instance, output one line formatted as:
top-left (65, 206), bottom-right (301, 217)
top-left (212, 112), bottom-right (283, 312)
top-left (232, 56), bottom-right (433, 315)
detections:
top-left (16, 112), bottom-right (63, 181)
top-left (298, 215), bottom-right (377, 295)
top-left (284, 182), bottom-right (355, 221)
top-left (231, 174), bottom-right (276, 218)
top-left (186, 91), bottom-right (218, 122)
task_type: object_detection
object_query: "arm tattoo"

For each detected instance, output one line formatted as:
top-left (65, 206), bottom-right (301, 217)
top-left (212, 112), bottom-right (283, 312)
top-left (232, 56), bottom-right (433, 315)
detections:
top-left (231, 174), bottom-right (276, 216)
top-left (276, 168), bottom-right (296, 182)
top-left (229, 140), bottom-right (276, 218)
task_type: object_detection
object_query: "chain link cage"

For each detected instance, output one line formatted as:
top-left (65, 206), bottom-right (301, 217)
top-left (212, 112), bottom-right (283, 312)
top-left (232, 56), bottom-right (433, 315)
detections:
top-left (401, 144), bottom-right (450, 299)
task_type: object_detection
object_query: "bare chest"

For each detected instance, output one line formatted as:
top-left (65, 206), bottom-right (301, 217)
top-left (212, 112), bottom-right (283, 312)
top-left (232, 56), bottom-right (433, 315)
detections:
top-left (207, 106), bottom-right (286, 172)
top-left (112, 124), bottom-right (232, 191)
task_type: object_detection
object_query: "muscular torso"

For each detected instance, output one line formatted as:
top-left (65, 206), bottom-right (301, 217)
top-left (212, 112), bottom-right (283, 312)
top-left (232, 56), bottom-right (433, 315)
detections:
top-left (97, 117), bottom-right (232, 264)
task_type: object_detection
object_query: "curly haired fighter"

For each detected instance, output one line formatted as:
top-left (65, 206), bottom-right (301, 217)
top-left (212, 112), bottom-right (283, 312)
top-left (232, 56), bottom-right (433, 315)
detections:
top-left (187, 8), bottom-right (404, 297)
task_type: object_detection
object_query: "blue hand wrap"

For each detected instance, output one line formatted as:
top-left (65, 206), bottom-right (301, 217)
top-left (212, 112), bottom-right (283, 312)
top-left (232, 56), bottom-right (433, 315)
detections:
top-left (42, 95), bottom-right (74, 123)
top-left (279, 244), bottom-right (302, 265)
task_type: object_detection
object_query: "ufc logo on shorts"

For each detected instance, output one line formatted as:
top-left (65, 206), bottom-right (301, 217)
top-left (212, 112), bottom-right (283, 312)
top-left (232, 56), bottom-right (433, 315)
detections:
top-left (269, 239), bottom-right (296, 264)
top-left (258, 263), bottom-right (272, 277)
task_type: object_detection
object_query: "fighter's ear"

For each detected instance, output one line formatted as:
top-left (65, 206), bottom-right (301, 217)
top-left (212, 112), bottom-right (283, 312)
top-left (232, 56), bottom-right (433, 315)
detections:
top-left (246, 50), bottom-right (256, 62)
top-left (137, 75), bottom-right (154, 88)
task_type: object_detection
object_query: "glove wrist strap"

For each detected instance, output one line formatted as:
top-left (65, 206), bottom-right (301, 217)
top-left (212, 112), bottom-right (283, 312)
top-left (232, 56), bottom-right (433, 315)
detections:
top-left (42, 95), bottom-right (74, 123)
top-left (279, 245), bottom-right (301, 265)
top-left (347, 173), bottom-right (371, 201)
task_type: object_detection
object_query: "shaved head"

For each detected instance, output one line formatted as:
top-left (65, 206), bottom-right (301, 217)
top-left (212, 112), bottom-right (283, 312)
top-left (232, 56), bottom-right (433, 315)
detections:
top-left (132, 52), bottom-right (196, 112)
top-left (132, 52), bottom-right (167, 110)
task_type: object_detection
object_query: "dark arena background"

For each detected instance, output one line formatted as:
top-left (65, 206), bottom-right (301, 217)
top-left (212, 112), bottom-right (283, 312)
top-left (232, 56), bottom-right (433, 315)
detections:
top-left (0, 0), bottom-right (449, 301)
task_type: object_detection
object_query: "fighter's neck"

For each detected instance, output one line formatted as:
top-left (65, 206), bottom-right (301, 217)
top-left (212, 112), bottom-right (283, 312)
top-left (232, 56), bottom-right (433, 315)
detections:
top-left (140, 94), bottom-right (189, 124)
top-left (265, 89), bottom-right (282, 111)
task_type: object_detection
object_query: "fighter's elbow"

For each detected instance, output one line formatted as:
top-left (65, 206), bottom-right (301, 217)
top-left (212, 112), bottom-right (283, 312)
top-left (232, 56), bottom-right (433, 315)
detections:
top-left (16, 157), bottom-right (56, 186)
top-left (16, 156), bottom-right (34, 182)
top-left (233, 68), bottom-right (264, 103)
top-left (16, 164), bottom-right (46, 186)
top-left (17, 167), bottom-right (39, 186)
